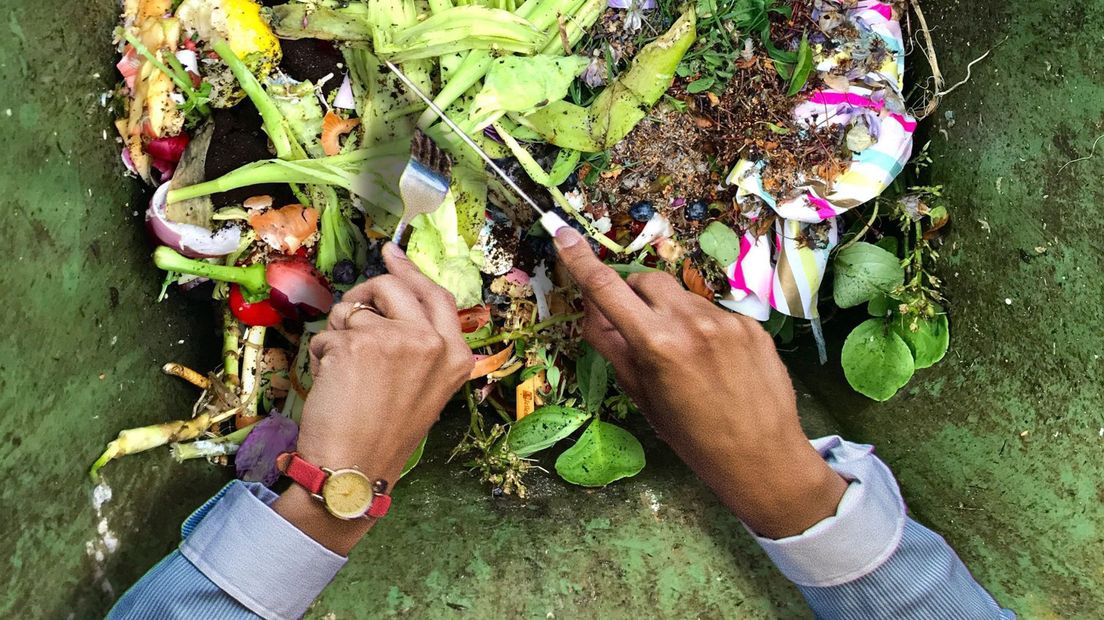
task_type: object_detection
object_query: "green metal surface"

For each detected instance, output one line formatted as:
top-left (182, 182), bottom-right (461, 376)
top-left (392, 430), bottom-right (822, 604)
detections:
top-left (1, 0), bottom-right (1101, 617)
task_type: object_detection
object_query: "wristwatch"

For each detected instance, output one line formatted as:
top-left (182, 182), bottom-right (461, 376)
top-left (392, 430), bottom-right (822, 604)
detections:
top-left (276, 452), bottom-right (392, 520)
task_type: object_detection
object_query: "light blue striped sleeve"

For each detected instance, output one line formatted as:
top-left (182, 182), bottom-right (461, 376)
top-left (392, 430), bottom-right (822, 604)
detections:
top-left (751, 436), bottom-right (1015, 619)
top-left (107, 481), bottom-right (345, 620)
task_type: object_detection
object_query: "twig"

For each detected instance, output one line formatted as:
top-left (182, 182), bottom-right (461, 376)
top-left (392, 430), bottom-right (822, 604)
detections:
top-left (1057, 133), bottom-right (1104, 174)
top-left (909, 0), bottom-right (943, 118)
top-left (466, 312), bottom-right (584, 349)
top-left (834, 200), bottom-right (880, 254)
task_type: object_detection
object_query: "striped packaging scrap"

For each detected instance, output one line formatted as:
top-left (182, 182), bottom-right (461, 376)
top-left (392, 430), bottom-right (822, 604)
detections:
top-left (719, 0), bottom-right (916, 326)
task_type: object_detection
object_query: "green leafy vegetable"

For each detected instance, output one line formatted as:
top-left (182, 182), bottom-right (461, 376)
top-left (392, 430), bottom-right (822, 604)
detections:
top-left (841, 319), bottom-right (915, 401)
top-left (503, 405), bottom-right (590, 457)
top-left (576, 343), bottom-right (609, 414)
top-left (548, 149), bottom-right (581, 186)
top-left (402, 437), bottom-right (427, 476)
top-left (686, 76), bottom-right (715, 94)
top-left (867, 293), bottom-right (892, 317)
top-left (786, 34), bottom-right (813, 96)
top-left (380, 6), bottom-right (545, 62)
top-left (522, 8), bottom-right (697, 152)
top-left (555, 420), bottom-right (645, 486)
top-left (833, 242), bottom-right (905, 308)
top-left (892, 313), bottom-right (950, 369)
top-left (698, 221), bottom-right (742, 265)
top-left (267, 78), bottom-right (326, 158)
top-left (471, 55), bottom-right (590, 129)
top-left (406, 195), bottom-right (484, 309)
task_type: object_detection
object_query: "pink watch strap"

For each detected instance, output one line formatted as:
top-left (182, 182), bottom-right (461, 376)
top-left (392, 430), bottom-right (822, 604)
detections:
top-left (276, 452), bottom-right (328, 495)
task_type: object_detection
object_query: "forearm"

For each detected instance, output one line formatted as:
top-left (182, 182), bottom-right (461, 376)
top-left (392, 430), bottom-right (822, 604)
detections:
top-left (747, 437), bottom-right (1013, 619)
top-left (109, 481), bottom-right (346, 620)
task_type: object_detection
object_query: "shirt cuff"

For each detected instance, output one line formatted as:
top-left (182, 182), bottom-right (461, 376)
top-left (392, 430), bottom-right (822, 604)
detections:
top-left (750, 436), bottom-right (906, 587)
top-left (179, 480), bottom-right (346, 620)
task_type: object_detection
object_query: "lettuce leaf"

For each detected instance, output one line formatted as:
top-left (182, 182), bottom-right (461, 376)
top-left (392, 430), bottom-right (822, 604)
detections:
top-left (470, 55), bottom-right (589, 130)
top-left (406, 193), bottom-right (484, 309)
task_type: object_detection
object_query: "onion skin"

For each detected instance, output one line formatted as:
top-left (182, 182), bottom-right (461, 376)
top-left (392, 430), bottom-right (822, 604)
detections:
top-left (265, 258), bottom-right (334, 320)
top-left (146, 183), bottom-right (243, 258)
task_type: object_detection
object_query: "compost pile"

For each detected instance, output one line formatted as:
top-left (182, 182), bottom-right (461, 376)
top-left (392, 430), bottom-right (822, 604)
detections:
top-left (95, 0), bottom-right (950, 495)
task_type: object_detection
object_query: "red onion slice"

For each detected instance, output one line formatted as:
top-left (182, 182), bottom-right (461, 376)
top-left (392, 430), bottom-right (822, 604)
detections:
top-left (266, 259), bottom-right (334, 319)
top-left (146, 182), bottom-right (242, 258)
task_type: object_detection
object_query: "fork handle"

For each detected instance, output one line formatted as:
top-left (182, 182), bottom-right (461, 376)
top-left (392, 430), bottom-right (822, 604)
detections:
top-left (391, 218), bottom-right (411, 245)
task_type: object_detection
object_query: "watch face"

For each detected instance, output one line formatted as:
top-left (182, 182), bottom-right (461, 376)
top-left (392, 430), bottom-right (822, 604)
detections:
top-left (322, 469), bottom-right (374, 519)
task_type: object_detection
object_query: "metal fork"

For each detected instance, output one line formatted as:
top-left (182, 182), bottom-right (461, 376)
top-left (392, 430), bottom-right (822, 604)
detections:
top-left (392, 130), bottom-right (452, 244)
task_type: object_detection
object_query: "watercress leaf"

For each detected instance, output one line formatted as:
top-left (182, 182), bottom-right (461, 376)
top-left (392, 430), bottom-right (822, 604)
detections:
top-left (699, 221), bottom-right (742, 265)
top-left (555, 420), bottom-right (645, 486)
top-left (401, 437), bottom-right (426, 477)
top-left (892, 312), bottom-right (950, 369)
top-left (519, 364), bottom-right (547, 382)
top-left (875, 236), bottom-right (899, 255)
top-left (786, 35), bottom-right (814, 96)
top-left (761, 309), bottom-right (788, 336)
top-left (576, 343), bottom-right (609, 414)
top-left (687, 77), bottom-right (715, 94)
top-left (867, 294), bottom-right (892, 317)
top-left (842, 319), bottom-right (915, 401)
top-left (503, 405), bottom-right (590, 457)
top-left (833, 242), bottom-right (905, 308)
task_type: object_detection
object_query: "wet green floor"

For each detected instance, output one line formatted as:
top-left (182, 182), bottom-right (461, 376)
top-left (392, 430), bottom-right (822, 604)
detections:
top-left (1, 0), bottom-right (1102, 617)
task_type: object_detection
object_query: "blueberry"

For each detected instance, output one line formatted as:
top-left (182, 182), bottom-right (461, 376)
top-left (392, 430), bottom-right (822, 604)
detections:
top-left (685, 200), bottom-right (708, 221)
top-left (333, 259), bottom-right (357, 284)
top-left (559, 169), bottom-right (579, 191)
top-left (629, 200), bottom-right (655, 222)
top-left (362, 241), bottom-right (387, 278)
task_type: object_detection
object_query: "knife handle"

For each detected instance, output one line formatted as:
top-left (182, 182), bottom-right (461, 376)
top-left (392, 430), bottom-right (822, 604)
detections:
top-left (539, 211), bottom-right (570, 237)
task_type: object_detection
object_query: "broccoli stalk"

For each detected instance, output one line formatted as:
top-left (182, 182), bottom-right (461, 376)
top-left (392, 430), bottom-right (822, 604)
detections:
top-left (153, 246), bottom-right (268, 297)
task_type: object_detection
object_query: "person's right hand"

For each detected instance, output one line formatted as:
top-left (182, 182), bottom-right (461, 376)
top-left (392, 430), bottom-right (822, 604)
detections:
top-left (553, 227), bottom-right (847, 539)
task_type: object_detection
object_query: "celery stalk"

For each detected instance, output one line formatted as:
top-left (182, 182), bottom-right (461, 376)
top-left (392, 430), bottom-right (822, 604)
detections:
top-left (211, 39), bottom-right (295, 160)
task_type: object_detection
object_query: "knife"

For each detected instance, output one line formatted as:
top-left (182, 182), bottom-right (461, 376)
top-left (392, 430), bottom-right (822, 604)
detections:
top-left (385, 61), bottom-right (569, 236)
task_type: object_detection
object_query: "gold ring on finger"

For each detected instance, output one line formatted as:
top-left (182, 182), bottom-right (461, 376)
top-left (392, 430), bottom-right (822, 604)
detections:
top-left (345, 302), bottom-right (377, 326)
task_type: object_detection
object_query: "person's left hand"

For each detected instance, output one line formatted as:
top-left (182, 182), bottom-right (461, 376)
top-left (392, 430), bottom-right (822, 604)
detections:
top-left (274, 243), bottom-right (473, 553)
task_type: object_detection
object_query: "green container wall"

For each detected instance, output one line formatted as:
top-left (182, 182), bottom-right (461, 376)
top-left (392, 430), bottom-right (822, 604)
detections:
top-left (1, 0), bottom-right (1100, 617)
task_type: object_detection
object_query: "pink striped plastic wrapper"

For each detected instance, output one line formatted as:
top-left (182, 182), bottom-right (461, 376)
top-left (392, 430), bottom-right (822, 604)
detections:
top-left (720, 0), bottom-right (914, 323)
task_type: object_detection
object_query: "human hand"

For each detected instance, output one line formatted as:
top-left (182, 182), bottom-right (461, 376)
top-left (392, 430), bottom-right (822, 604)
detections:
top-left (274, 243), bottom-right (473, 553)
top-left (553, 228), bottom-right (846, 539)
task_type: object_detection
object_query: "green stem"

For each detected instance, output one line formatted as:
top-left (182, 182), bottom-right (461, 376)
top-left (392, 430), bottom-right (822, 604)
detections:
top-left (170, 423), bottom-right (257, 462)
top-left (835, 200), bottom-right (880, 254)
top-left (223, 308), bottom-right (242, 389)
top-left (240, 326), bottom-right (267, 417)
top-left (465, 382), bottom-right (485, 441)
top-left (167, 147), bottom-right (399, 203)
top-left (211, 39), bottom-right (293, 160)
top-left (119, 29), bottom-right (195, 96)
top-left (153, 246), bottom-right (267, 295)
top-left (467, 312), bottom-right (583, 349)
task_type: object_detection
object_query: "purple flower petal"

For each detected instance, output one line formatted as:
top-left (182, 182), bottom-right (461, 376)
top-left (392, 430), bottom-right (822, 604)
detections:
top-left (235, 411), bottom-right (299, 486)
top-left (608, 0), bottom-right (656, 9)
